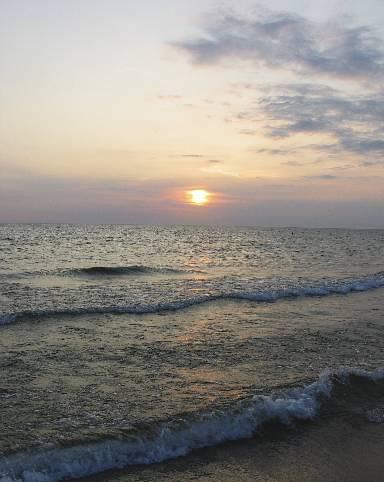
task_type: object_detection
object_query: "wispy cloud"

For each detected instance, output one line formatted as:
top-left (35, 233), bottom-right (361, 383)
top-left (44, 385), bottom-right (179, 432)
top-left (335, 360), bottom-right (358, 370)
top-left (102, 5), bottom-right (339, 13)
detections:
top-left (242, 84), bottom-right (384, 159)
top-left (174, 9), bottom-right (384, 168)
top-left (255, 147), bottom-right (298, 156)
top-left (304, 174), bottom-right (339, 180)
top-left (282, 160), bottom-right (304, 167)
top-left (361, 159), bottom-right (384, 166)
top-left (181, 154), bottom-right (204, 158)
top-left (174, 10), bottom-right (384, 80)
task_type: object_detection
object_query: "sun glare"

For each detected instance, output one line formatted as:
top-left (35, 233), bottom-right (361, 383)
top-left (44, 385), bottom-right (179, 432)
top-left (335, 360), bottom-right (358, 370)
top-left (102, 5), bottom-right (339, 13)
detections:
top-left (188, 189), bottom-right (210, 206)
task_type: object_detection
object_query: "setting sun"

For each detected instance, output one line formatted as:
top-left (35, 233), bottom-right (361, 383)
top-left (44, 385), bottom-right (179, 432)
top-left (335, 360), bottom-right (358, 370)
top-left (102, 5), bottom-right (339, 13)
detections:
top-left (188, 189), bottom-right (210, 206)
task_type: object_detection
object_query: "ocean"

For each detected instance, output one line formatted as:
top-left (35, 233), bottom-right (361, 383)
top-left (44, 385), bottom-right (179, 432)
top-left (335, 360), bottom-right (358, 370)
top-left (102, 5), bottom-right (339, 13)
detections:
top-left (0, 224), bottom-right (383, 482)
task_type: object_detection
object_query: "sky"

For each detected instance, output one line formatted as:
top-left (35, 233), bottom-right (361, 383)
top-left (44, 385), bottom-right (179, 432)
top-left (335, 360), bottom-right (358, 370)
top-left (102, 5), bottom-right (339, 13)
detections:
top-left (1, 0), bottom-right (384, 227)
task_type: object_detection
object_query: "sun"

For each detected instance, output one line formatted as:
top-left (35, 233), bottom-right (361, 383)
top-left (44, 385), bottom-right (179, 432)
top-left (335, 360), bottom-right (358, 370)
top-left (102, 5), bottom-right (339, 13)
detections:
top-left (188, 189), bottom-right (210, 206)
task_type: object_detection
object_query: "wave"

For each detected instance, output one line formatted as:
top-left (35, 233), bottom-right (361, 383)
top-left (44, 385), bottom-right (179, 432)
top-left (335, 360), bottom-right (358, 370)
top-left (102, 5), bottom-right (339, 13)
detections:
top-left (235, 270), bottom-right (384, 300)
top-left (0, 367), bottom-right (383, 482)
top-left (68, 265), bottom-right (192, 276)
top-left (5, 265), bottom-right (204, 280)
top-left (2, 271), bottom-right (384, 325)
top-left (0, 314), bottom-right (17, 326)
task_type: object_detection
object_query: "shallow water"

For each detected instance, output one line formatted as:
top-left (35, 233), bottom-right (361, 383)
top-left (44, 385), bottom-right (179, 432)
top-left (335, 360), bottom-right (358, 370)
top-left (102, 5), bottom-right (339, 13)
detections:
top-left (0, 224), bottom-right (383, 482)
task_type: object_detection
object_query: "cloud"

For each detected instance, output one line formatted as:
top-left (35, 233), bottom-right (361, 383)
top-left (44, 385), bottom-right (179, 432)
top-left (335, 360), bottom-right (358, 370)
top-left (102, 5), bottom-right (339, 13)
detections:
top-left (249, 84), bottom-right (384, 158)
top-left (256, 147), bottom-right (297, 156)
top-left (282, 160), bottom-right (304, 167)
top-left (304, 174), bottom-right (338, 180)
top-left (181, 154), bottom-right (204, 158)
top-left (239, 129), bottom-right (258, 135)
top-left (175, 10), bottom-right (384, 80)
top-left (361, 159), bottom-right (384, 167)
top-left (174, 9), bottom-right (384, 165)
top-left (340, 137), bottom-right (384, 154)
top-left (330, 164), bottom-right (356, 171)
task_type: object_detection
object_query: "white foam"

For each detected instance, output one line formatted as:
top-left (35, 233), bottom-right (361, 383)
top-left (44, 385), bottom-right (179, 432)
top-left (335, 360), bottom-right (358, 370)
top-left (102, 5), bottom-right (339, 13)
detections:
top-left (236, 273), bottom-right (384, 303)
top-left (1, 368), bottom-right (383, 482)
top-left (2, 271), bottom-right (384, 327)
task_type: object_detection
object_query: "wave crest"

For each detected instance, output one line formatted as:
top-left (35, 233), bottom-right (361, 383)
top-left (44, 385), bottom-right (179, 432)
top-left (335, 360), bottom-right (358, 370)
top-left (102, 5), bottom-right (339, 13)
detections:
top-left (2, 271), bottom-right (384, 325)
top-left (68, 265), bottom-right (187, 276)
top-left (0, 368), bottom-right (383, 482)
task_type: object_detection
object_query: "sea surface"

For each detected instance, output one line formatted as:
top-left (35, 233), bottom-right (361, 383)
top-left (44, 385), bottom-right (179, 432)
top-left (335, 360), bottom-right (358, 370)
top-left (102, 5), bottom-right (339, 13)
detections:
top-left (0, 224), bottom-right (384, 482)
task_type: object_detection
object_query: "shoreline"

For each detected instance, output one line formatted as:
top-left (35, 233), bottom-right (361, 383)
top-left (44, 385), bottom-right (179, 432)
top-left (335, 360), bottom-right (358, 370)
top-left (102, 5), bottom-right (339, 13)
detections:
top-left (80, 394), bottom-right (384, 482)
top-left (1, 372), bottom-right (384, 482)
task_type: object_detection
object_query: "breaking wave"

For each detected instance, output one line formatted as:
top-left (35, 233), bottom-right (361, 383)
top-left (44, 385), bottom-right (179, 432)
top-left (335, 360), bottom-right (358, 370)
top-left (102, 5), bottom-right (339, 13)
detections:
top-left (0, 368), bottom-right (383, 482)
top-left (68, 265), bottom-right (191, 276)
top-left (2, 271), bottom-right (384, 325)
